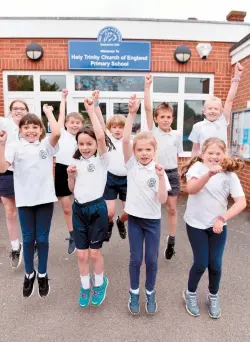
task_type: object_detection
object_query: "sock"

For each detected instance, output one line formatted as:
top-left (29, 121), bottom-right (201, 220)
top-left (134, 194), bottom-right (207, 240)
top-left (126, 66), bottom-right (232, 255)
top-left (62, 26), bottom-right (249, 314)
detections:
top-left (130, 288), bottom-right (139, 295)
top-left (146, 289), bottom-right (154, 295)
top-left (26, 272), bottom-right (35, 279)
top-left (94, 272), bottom-right (103, 287)
top-left (11, 239), bottom-right (20, 251)
top-left (80, 274), bottom-right (90, 289)
top-left (187, 289), bottom-right (196, 295)
top-left (209, 292), bottom-right (218, 297)
top-left (168, 236), bottom-right (175, 244)
top-left (38, 273), bottom-right (46, 278)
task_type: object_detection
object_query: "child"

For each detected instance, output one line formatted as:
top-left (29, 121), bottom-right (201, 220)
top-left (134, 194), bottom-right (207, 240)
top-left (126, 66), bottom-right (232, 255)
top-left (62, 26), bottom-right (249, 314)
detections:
top-left (123, 94), bottom-right (171, 315)
top-left (55, 89), bottom-right (84, 254)
top-left (189, 62), bottom-right (243, 156)
top-left (0, 105), bottom-right (61, 298)
top-left (144, 75), bottom-right (183, 260)
top-left (181, 137), bottom-right (246, 319)
top-left (0, 100), bottom-right (29, 268)
top-left (67, 98), bottom-right (114, 308)
top-left (92, 90), bottom-right (127, 241)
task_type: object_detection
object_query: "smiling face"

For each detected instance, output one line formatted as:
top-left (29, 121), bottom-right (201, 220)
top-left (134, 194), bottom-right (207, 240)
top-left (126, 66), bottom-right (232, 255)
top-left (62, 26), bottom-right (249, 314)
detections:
top-left (203, 100), bottom-right (222, 122)
top-left (65, 117), bottom-right (83, 136)
top-left (202, 143), bottom-right (225, 168)
top-left (109, 124), bottom-right (124, 140)
top-left (154, 109), bottom-right (173, 132)
top-left (20, 123), bottom-right (43, 143)
top-left (10, 101), bottom-right (28, 124)
top-left (77, 132), bottom-right (97, 159)
top-left (133, 138), bottom-right (156, 166)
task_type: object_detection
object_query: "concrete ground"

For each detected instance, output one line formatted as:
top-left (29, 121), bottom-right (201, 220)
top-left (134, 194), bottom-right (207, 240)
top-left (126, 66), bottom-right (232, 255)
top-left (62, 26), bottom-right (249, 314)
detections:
top-left (0, 195), bottom-right (250, 342)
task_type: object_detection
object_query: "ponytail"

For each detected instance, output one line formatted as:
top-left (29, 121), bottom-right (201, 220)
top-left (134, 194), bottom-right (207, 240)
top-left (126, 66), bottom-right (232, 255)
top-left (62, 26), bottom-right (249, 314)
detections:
top-left (181, 156), bottom-right (203, 184)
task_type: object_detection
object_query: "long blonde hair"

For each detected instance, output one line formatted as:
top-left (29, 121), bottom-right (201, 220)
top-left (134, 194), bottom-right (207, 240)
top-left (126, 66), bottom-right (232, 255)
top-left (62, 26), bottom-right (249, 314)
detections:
top-left (181, 138), bottom-right (244, 183)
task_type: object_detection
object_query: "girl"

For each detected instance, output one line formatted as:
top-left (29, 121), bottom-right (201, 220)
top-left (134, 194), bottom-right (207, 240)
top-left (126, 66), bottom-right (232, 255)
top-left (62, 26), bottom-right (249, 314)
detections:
top-left (67, 98), bottom-right (114, 308)
top-left (0, 100), bottom-right (29, 268)
top-left (0, 105), bottom-right (60, 298)
top-left (55, 89), bottom-right (84, 254)
top-left (92, 90), bottom-right (128, 241)
top-left (181, 137), bottom-right (246, 319)
top-left (123, 94), bottom-right (171, 315)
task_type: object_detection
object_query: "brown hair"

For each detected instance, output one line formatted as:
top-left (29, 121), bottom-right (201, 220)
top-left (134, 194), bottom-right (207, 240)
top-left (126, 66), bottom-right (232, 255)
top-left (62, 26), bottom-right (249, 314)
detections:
top-left (106, 115), bottom-right (126, 130)
top-left (19, 114), bottom-right (46, 141)
top-left (133, 131), bottom-right (157, 151)
top-left (181, 138), bottom-right (245, 183)
top-left (73, 125), bottom-right (115, 159)
top-left (9, 99), bottom-right (29, 112)
top-left (154, 102), bottom-right (173, 118)
top-left (65, 112), bottom-right (84, 124)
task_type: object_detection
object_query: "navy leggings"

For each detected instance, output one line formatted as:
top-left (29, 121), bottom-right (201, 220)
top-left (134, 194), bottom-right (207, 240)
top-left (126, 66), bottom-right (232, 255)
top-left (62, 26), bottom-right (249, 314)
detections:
top-left (128, 215), bottom-right (161, 292)
top-left (18, 203), bottom-right (54, 274)
top-left (186, 224), bottom-right (227, 295)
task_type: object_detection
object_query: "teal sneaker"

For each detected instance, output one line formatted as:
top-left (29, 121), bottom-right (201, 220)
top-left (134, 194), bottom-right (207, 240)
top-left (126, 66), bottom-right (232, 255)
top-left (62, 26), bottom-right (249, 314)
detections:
top-left (128, 291), bottom-right (140, 314)
top-left (183, 289), bottom-right (200, 317)
top-left (207, 293), bottom-right (221, 319)
top-left (91, 276), bottom-right (109, 306)
top-left (145, 290), bottom-right (157, 314)
top-left (78, 287), bottom-right (91, 308)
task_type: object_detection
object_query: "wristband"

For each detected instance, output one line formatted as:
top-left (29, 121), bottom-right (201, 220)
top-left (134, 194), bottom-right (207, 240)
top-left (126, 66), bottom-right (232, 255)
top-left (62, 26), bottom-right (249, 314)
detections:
top-left (232, 77), bottom-right (241, 82)
top-left (94, 101), bottom-right (100, 107)
top-left (217, 215), bottom-right (226, 223)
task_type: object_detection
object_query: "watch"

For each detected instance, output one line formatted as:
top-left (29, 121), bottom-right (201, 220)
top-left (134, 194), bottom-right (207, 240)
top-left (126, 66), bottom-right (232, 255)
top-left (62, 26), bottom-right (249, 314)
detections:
top-left (217, 215), bottom-right (226, 223)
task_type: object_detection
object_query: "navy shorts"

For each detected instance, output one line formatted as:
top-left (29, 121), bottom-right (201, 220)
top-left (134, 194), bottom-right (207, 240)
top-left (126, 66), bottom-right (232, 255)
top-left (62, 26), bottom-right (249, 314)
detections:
top-left (72, 197), bottom-right (109, 250)
top-left (0, 171), bottom-right (15, 198)
top-left (103, 172), bottom-right (127, 202)
top-left (165, 168), bottom-right (180, 197)
top-left (55, 163), bottom-right (72, 197)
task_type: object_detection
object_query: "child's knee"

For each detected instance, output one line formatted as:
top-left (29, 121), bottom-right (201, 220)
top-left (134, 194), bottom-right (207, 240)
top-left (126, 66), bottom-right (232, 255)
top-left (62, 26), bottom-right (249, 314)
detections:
top-left (167, 205), bottom-right (177, 216)
top-left (77, 250), bottom-right (89, 263)
top-left (90, 249), bottom-right (101, 262)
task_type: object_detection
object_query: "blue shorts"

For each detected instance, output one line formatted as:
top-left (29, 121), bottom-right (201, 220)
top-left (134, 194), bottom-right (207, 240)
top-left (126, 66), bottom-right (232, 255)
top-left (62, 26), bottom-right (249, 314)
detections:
top-left (103, 172), bottom-right (127, 202)
top-left (165, 168), bottom-right (180, 197)
top-left (0, 171), bottom-right (15, 198)
top-left (72, 197), bottom-right (109, 250)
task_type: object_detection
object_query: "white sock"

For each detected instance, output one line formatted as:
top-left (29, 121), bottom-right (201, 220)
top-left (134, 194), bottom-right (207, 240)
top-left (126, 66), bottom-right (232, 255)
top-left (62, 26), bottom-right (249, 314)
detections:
top-left (94, 272), bottom-right (103, 287)
top-left (38, 273), bottom-right (46, 278)
top-left (146, 289), bottom-right (154, 295)
top-left (130, 288), bottom-right (139, 295)
top-left (209, 292), bottom-right (218, 297)
top-left (11, 239), bottom-right (20, 251)
top-left (26, 272), bottom-right (34, 279)
top-left (80, 274), bottom-right (90, 289)
top-left (187, 289), bottom-right (196, 295)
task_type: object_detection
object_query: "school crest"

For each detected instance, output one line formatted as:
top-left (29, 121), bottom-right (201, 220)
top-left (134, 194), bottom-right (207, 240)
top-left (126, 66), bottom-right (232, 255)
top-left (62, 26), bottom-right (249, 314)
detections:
top-left (39, 150), bottom-right (48, 159)
top-left (147, 178), bottom-right (156, 188)
top-left (87, 164), bottom-right (95, 172)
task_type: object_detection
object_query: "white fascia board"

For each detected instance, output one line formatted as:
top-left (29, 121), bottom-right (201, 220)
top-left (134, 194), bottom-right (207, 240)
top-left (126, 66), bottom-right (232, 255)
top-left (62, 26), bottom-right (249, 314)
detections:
top-left (0, 18), bottom-right (249, 42)
top-left (230, 39), bottom-right (250, 64)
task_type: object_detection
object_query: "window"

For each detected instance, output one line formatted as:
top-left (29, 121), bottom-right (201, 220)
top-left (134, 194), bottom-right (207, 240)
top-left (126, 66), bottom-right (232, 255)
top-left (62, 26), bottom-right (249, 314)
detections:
top-left (8, 75), bottom-right (34, 91)
top-left (78, 102), bottom-right (107, 124)
top-left (40, 101), bottom-right (61, 133)
top-left (75, 76), bottom-right (144, 92)
top-left (113, 102), bottom-right (141, 133)
top-left (40, 75), bottom-right (66, 91)
top-left (153, 77), bottom-right (179, 93)
top-left (185, 78), bottom-right (210, 94)
top-left (183, 100), bottom-right (204, 151)
top-left (153, 102), bottom-right (178, 130)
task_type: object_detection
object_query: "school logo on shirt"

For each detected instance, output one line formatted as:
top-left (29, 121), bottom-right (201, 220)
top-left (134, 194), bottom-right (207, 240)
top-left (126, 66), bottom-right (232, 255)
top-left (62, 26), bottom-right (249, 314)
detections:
top-left (222, 180), bottom-right (230, 191)
top-left (147, 178), bottom-right (156, 188)
top-left (87, 164), bottom-right (95, 172)
top-left (39, 150), bottom-right (48, 159)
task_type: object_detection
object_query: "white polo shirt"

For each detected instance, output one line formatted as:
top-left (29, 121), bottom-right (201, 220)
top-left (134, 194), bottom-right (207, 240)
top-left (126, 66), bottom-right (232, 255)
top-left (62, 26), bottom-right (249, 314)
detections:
top-left (55, 128), bottom-right (77, 166)
top-left (184, 161), bottom-right (245, 229)
top-left (73, 153), bottom-right (109, 204)
top-left (151, 125), bottom-right (183, 170)
top-left (1, 117), bottom-right (20, 171)
top-left (107, 136), bottom-right (127, 176)
top-left (124, 156), bottom-right (171, 219)
top-left (5, 138), bottom-right (58, 207)
top-left (189, 114), bottom-right (228, 149)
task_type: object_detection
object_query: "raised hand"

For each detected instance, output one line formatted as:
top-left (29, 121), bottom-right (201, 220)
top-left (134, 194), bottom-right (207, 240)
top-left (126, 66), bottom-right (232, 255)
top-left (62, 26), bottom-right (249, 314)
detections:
top-left (67, 164), bottom-right (77, 176)
top-left (62, 89), bottom-right (69, 99)
top-left (128, 94), bottom-right (141, 116)
top-left (84, 98), bottom-right (94, 112)
top-left (92, 90), bottom-right (100, 102)
top-left (155, 163), bottom-right (165, 178)
top-left (43, 104), bottom-right (54, 116)
top-left (234, 62), bottom-right (243, 78)
top-left (145, 74), bottom-right (152, 88)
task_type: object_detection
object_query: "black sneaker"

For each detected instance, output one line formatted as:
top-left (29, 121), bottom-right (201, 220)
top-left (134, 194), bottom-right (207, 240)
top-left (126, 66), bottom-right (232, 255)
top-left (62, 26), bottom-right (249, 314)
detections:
top-left (164, 236), bottom-right (176, 260)
top-left (10, 242), bottom-right (23, 268)
top-left (23, 270), bottom-right (36, 298)
top-left (116, 217), bottom-right (127, 239)
top-left (65, 235), bottom-right (76, 254)
top-left (37, 274), bottom-right (50, 298)
top-left (104, 221), bottom-right (114, 242)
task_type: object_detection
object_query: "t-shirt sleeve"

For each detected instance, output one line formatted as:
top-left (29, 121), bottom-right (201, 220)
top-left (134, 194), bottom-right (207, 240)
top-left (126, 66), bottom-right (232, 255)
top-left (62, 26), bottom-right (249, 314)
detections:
top-left (100, 152), bottom-right (109, 169)
top-left (186, 162), bottom-right (207, 181)
top-left (229, 173), bottom-right (245, 198)
top-left (5, 143), bottom-right (17, 165)
top-left (188, 123), bottom-right (199, 143)
top-left (43, 137), bottom-right (59, 156)
top-left (125, 155), bottom-right (136, 170)
top-left (164, 172), bottom-right (172, 191)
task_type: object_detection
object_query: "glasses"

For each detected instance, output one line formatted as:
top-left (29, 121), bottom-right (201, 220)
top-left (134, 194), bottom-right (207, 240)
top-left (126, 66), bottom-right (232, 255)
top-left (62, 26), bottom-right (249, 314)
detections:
top-left (12, 107), bottom-right (27, 112)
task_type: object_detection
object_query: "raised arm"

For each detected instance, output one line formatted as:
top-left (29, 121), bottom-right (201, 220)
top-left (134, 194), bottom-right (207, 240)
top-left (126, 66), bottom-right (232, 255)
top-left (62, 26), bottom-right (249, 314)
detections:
top-left (92, 90), bottom-right (106, 132)
top-left (223, 62), bottom-right (243, 123)
top-left (0, 130), bottom-right (10, 173)
top-left (43, 104), bottom-right (61, 147)
top-left (144, 74), bottom-right (154, 130)
top-left (187, 165), bottom-right (222, 194)
top-left (84, 98), bottom-right (107, 156)
top-left (123, 95), bottom-right (141, 163)
top-left (67, 164), bottom-right (77, 192)
top-left (155, 164), bottom-right (168, 204)
top-left (58, 89), bottom-right (68, 129)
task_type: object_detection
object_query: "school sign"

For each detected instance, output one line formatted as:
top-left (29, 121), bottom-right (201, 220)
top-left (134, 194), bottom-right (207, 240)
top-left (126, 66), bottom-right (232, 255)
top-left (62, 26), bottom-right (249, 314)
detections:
top-left (68, 26), bottom-right (151, 71)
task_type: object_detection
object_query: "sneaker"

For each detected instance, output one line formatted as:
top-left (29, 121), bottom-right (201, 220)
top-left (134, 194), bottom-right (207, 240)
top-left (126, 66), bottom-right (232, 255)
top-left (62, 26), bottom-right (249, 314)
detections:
top-left (91, 276), bottom-right (109, 306)
top-left (23, 270), bottom-right (36, 298)
top-left (65, 235), bottom-right (76, 254)
top-left (104, 221), bottom-right (114, 242)
top-left (164, 236), bottom-right (175, 260)
top-left (78, 287), bottom-right (91, 308)
top-left (145, 290), bottom-right (157, 314)
top-left (116, 217), bottom-right (127, 239)
top-left (128, 291), bottom-right (140, 315)
top-left (183, 289), bottom-right (200, 317)
top-left (10, 242), bottom-right (23, 268)
top-left (34, 242), bottom-right (38, 260)
top-left (207, 293), bottom-right (221, 319)
top-left (37, 274), bottom-right (50, 297)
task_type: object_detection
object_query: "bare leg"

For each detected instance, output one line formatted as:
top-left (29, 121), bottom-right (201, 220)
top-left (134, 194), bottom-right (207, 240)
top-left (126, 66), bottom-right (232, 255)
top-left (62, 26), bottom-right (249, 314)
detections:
top-left (106, 200), bottom-right (116, 223)
top-left (77, 249), bottom-right (90, 276)
top-left (166, 196), bottom-right (178, 237)
top-left (59, 196), bottom-right (73, 232)
top-left (120, 201), bottom-right (128, 223)
top-left (90, 249), bottom-right (104, 281)
top-left (1, 197), bottom-right (19, 243)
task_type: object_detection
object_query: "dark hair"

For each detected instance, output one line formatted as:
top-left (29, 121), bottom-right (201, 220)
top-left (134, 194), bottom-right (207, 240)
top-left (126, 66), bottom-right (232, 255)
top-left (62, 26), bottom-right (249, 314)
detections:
top-left (154, 102), bottom-right (173, 118)
top-left (19, 114), bottom-right (46, 141)
top-left (10, 99), bottom-right (29, 112)
top-left (73, 125), bottom-right (115, 159)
